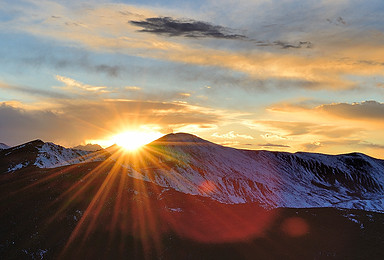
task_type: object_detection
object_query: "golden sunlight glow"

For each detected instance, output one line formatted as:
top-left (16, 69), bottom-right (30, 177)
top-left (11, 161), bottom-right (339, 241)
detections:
top-left (111, 131), bottom-right (163, 151)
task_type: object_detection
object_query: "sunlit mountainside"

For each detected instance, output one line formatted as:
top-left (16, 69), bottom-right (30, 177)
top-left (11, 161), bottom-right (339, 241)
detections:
top-left (2, 133), bottom-right (384, 210)
top-left (1, 133), bottom-right (384, 259)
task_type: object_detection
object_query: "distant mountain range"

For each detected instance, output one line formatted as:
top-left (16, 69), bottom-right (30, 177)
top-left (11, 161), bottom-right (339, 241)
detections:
top-left (72, 143), bottom-right (103, 151)
top-left (1, 133), bottom-right (384, 259)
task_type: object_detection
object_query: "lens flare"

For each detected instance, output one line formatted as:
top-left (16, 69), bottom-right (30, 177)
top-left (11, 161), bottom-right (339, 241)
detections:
top-left (112, 131), bottom-right (163, 151)
top-left (88, 131), bottom-right (163, 152)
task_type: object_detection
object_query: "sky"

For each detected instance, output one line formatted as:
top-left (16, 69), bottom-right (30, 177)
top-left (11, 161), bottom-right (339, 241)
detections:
top-left (0, 0), bottom-right (384, 158)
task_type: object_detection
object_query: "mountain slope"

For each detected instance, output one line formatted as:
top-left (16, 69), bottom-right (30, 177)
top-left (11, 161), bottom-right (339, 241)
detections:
top-left (121, 133), bottom-right (384, 211)
top-left (1, 162), bottom-right (384, 259)
top-left (1, 133), bottom-right (383, 212)
top-left (0, 140), bottom-right (109, 173)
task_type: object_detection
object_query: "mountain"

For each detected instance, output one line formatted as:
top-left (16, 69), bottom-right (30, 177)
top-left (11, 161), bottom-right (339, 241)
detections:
top-left (72, 143), bottom-right (103, 151)
top-left (0, 143), bottom-right (10, 150)
top-left (1, 133), bottom-right (384, 212)
top-left (0, 139), bottom-right (109, 173)
top-left (118, 133), bottom-right (384, 212)
top-left (1, 133), bottom-right (384, 259)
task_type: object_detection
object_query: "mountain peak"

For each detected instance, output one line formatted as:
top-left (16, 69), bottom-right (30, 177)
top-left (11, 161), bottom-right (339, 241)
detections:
top-left (12, 139), bottom-right (45, 148)
top-left (28, 139), bottom-right (45, 145)
top-left (152, 132), bottom-right (211, 145)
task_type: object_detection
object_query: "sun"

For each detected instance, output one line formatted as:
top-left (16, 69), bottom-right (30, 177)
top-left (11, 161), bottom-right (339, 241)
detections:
top-left (111, 131), bottom-right (163, 151)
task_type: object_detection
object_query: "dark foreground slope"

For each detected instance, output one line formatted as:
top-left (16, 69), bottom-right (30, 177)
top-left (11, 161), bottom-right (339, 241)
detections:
top-left (1, 161), bottom-right (384, 259)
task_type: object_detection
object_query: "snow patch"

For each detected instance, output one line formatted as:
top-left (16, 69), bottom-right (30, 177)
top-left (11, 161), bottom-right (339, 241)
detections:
top-left (166, 207), bottom-right (183, 212)
top-left (7, 162), bottom-right (29, 172)
top-left (34, 143), bottom-right (106, 168)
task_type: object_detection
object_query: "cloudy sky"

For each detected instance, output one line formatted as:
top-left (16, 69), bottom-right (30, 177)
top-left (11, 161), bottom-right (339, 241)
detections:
top-left (1, 0), bottom-right (384, 158)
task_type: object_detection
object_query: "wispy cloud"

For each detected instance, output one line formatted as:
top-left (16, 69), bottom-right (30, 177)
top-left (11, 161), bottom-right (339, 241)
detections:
top-left (258, 143), bottom-right (290, 148)
top-left (0, 81), bottom-right (70, 99)
top-left (270, 100), bottom-right (384, 122)
top-left (55, 75), bottom-right (109, 93)
top-left (317, 101), bottom-right (384, 120)
top-left (302, 141), bottom-right (322, 151)
top-left (360, 141), bottom-right (384, 149)
top-left (125, 86), bottom-right (142, 91)
top-left (273, 41), bottom-right (312, 49)
top-left (212, 131), bottom-right (254, 140)
top-left (21, 54), bottom-right (126, 78)
top-left (254, 120), bottom-right (362, 139)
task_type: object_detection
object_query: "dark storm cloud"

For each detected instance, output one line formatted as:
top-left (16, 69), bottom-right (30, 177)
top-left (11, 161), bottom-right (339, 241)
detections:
top-left (130, 17), bottom-right (247, 39)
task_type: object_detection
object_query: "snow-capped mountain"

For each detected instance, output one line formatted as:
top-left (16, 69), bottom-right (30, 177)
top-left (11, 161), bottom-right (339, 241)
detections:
top-left (121, 133), bottom-right (384, 212)
top-left (1, 133), bottom-right (384, 212)
top-left (0, 143), bottom-right (10, 150)
top-left (1, 133), bottom-right (384, 259)
top-left (0, 139), bottom-right (109, 173)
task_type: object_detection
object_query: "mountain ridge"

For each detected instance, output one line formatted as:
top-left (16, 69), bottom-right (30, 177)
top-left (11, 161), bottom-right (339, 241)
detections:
top-left (1, 133), bottom-right (384, 258)
top-left (1, 133), bottom-right (384, 212)
top-left (0, 139), bottom-right (109, 173)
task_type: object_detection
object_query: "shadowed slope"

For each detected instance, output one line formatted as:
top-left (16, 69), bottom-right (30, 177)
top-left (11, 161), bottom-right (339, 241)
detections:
top-left (1, 161), bottom-right (384, 259)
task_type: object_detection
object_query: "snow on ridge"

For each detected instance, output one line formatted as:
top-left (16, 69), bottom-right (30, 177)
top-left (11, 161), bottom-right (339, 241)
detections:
top-left (121, 138), bottom-right (384, 212)
top-left (4, 134), bottom-right (384, 212)
top-left (0, 143), bottom-right (11, 150)
top-left (34, 142), bottom-right (106, 168)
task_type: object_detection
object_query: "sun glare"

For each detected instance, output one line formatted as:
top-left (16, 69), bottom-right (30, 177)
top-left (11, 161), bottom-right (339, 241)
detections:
top-left (111, 131), bottom-right (163, 151)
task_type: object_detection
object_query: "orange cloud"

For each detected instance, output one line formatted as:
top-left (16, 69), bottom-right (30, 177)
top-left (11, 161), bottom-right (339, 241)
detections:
top-left (55, 75), bottom-right (109, 93)
top-left (317, 101), bottom-right (384, 121)
top-left (270, 100), bottom-right (384, 123)
top-left (0, 99), bottom-right (227, 147)
top-left (261, 100), bottom-right (384, 157)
